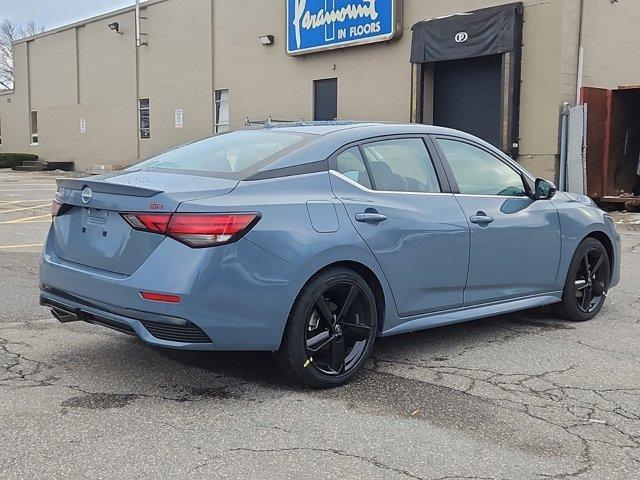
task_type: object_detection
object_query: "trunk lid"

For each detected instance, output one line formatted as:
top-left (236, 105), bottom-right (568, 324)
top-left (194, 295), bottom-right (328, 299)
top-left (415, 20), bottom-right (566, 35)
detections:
top-left (52, 171), bottom-right (237, 275)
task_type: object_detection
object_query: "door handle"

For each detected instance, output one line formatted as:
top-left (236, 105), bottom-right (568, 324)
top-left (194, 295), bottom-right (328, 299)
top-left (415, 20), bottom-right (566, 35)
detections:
top-left (469, 214), bottom-right (494, 225)
top-left (355, 212), bottom-right (388, 223)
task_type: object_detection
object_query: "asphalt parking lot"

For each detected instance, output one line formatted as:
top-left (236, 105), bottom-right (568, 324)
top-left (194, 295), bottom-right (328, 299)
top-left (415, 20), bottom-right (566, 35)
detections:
top-left (0, 169), bottom-right (638, 479)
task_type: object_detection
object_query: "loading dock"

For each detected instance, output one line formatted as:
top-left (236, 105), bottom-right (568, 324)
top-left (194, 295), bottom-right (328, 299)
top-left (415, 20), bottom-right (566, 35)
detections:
top-left (411, 3), bottom-right (523, 157)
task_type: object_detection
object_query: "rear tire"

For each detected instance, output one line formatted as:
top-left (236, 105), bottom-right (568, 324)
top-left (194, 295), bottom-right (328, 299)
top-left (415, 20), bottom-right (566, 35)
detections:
top-left (276, 267), bottom-right (378, 388)
top-left (554, 238), bottom-right (610, 322)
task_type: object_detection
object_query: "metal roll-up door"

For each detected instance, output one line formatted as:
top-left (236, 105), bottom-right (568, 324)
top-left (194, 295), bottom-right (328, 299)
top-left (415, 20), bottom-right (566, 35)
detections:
top-left (433, 54), bottom-right (503, 147)
top-left (410, 2), bottom-right (523, 156)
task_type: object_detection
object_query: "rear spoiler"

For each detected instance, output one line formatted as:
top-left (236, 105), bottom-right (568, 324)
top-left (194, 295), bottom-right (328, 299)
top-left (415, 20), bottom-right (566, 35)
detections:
top-left (56, 177), bottom-right (162, 198)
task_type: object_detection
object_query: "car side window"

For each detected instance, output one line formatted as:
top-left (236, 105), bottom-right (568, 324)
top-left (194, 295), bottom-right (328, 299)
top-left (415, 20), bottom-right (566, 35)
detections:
top-left (336, 147), bottom-right (372, 189)
top-left (360, 138), bottom-right (441, 193)
top-left (436, 138), bottom-right (526, 197)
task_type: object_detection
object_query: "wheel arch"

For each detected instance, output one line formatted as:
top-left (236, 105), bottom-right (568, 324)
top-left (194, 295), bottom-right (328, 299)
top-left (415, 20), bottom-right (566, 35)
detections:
top-left (584, 230), bottom-right (615, 281)
top-left (289, 260), bottom-right (388, 337)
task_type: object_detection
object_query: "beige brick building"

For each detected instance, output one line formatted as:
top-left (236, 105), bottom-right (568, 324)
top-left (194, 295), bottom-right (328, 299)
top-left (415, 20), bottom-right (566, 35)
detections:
top-left (0, 0), bottom-right (639, 184)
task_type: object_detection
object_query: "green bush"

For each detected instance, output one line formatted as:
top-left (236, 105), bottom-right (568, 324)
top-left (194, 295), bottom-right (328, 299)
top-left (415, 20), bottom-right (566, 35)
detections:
top-left (0, 153), bottom-right (39, 169)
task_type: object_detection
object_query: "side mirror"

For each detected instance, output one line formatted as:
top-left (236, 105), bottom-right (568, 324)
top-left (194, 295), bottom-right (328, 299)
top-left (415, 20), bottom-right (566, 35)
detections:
top-left (534, 178), bottom-right (557, 200)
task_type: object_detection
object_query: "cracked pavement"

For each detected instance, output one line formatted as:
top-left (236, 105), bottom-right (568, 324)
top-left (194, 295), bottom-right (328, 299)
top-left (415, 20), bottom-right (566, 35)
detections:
top-left (0, 171), bottom-right (639, 479)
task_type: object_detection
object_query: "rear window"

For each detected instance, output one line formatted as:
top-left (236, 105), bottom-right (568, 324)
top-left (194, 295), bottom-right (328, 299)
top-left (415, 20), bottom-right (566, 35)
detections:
top-left (130, 130), bottom-right (308, 177)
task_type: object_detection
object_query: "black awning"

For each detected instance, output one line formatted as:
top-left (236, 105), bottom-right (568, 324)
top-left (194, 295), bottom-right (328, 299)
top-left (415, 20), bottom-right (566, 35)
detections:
top-left (410, 3), bottom-right (523, 64)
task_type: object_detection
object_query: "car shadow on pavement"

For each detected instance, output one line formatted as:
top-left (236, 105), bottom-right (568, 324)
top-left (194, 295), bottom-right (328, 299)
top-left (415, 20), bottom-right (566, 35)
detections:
top-left (148, 307), bottom-right (574, 388)
top-left (372, 307), bottom-right (574, 358)
top-left (50, 306), bottom-right (575, 396)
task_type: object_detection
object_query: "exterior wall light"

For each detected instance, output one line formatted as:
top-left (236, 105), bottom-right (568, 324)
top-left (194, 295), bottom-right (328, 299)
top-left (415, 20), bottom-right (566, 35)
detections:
top-left (259, 35), bottom-right (275, 46)
top-left (108, 22), bottom-right (123, 34)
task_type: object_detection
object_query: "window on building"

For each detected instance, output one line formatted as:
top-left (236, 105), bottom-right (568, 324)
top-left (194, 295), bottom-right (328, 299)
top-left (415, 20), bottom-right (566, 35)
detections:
top-left (360, 138), bottom-right (441, 193)
top-left (436, 138), bottom-right (526, 196)
top-left (30, 111), bottom-right (38, 145)
top-left (138, 98), bottom-right (150, 139)
top-left (214, 89), bottom-right (229, 133)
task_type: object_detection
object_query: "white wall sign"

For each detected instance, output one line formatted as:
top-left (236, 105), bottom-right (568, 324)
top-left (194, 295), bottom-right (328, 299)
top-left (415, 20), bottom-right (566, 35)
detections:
top-left (79, 117), bottom-right (86, 134)
top-left (174, 109), bottom-right (184, 129)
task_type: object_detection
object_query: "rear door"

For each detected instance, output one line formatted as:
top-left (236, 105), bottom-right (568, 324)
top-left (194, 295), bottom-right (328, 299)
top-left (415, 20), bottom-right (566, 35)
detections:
top-left (432, 135), bottom-right (561, 305)
top-left (329, 136), bottom-right (470, 318)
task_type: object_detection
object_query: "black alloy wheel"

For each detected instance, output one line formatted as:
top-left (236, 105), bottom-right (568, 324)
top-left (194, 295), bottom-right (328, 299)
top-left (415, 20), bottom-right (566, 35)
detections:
top-left (305, 281), bottom-right (372, 376)
top-left (574, 247), bottom-right (608, 314)
top-left (277, 267), bottom-right (378, 387)
top-left (555, 237), bottom-right (610, 322)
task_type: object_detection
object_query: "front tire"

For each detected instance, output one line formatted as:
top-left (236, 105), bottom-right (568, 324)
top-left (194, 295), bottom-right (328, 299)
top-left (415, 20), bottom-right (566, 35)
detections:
top-left (276, 267), bottom-right (378, 388)
top-left (555, 238), bottom-right (610, 322)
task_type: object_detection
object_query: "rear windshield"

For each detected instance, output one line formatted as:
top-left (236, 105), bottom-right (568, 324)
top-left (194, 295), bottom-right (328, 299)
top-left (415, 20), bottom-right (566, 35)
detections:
top-left (129, 130), bottom-right (309, 178)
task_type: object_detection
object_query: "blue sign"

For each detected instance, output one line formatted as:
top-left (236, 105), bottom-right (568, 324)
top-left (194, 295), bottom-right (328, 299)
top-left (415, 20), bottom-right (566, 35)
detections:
top-left (287, 0), bottom-right (400, 55)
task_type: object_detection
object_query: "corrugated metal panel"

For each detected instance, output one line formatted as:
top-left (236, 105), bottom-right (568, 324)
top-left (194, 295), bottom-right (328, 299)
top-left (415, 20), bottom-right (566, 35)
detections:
top-left (433, 54), bottom-right (502, 148)
top-left (567, 104), bottom-right (587, 194)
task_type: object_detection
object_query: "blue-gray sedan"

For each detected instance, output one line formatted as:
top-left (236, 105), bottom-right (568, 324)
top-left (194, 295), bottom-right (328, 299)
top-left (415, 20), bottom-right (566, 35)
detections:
top-left (40, 123), bottom-right (621, 387)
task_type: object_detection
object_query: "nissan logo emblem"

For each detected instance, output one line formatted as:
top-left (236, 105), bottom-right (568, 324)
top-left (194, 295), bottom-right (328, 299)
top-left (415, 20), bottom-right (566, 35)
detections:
top-left (81, 187), bottom-right (93, 204)
top-left (455, 32), bottom-right (469, 43)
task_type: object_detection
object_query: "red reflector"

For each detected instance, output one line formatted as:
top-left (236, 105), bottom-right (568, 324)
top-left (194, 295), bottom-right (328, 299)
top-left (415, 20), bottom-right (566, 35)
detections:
top-left (140, 291), bottom-right (181, 303)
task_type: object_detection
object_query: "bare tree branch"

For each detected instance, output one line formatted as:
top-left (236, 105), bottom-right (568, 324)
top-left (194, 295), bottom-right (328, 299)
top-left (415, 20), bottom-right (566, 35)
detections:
top-left (0, 19), bottom-right (45, 90)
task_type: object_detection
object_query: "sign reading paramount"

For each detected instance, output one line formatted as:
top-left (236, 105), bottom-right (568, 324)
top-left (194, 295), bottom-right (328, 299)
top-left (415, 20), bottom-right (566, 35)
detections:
top-left (287, 0), bottom-right (401, 55)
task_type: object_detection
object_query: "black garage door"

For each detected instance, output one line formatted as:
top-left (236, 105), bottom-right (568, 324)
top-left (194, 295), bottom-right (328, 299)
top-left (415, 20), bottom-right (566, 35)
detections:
top-left (433, 54), bottom-right (502, 147)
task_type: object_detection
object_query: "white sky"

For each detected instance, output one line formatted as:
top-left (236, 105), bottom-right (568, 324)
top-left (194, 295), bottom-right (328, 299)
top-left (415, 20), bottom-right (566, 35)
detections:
top-left (0, 0), bottom-right (149, 32)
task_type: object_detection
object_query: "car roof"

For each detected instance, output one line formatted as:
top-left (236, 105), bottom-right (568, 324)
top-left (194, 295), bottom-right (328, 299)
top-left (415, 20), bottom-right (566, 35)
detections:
top-left (252, 122), bottom-right (498, 175)
top-left (265, 121), bottom-right (385, 135)
top-left (266, 121), bottom-right (464, 138)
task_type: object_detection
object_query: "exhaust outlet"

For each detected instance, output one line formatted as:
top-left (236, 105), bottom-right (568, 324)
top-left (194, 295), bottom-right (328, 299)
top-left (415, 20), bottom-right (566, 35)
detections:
top-left (51, 307), bottom-right (79, 323)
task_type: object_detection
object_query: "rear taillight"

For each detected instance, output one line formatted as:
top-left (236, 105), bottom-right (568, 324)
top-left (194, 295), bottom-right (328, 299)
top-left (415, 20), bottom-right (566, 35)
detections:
top-left (121, 212), bottom-right (260, 248)
top-left (122, 213), bottom-right (171, 233)
top-left (168, 213), bottom-right (259, 247)
top-left (51, 198), bottom-right (72, 217)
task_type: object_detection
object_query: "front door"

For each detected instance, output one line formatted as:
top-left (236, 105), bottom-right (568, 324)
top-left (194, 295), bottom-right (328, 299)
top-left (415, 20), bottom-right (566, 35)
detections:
top-left (329, 137), bottom-right (470, 318)
top-left (433, 136), bottom-right (562, 306)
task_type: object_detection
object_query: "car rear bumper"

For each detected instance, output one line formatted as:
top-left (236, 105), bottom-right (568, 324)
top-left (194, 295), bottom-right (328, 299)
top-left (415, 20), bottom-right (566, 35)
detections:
top-left (40, 288), bottom-right (215, 348)
top-left (40, 229), bottom-right (302, 351)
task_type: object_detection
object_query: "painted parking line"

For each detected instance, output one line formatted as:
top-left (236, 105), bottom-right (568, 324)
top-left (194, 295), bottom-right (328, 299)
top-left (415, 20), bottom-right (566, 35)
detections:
top-left (0, 183), bottom-right (58, 186)
top-left (0, 199), bottom-right (51, 205)
top-left (0, 189), bottom-right (57, 192)
top-left (0, 243), bottom-right (44, 250)
top-left (0, 204), bottom-right (50, 214)
top-left (1, 214), bottom-right (52, 225)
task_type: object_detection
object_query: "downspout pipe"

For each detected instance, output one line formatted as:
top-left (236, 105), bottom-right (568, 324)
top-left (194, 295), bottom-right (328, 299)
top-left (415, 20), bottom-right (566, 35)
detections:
top-left (559, 103), bottom-right (570, 191)
top-left (135, 0), bottom-right (141, 47)
top-left (576, 0), bottom-right (585, 103)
